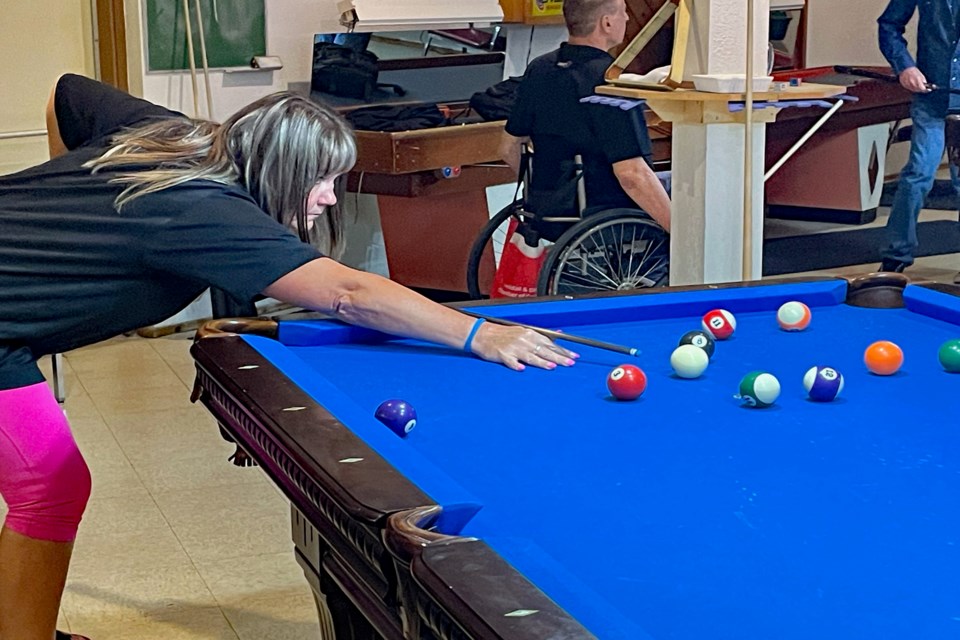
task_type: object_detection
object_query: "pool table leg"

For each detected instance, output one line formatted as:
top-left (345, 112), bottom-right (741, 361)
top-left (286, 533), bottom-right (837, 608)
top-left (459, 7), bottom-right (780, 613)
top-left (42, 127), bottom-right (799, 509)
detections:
top-left (313, 575), bottom-right (379, 640)
top-left (291, 507), bottom-right (385, 640)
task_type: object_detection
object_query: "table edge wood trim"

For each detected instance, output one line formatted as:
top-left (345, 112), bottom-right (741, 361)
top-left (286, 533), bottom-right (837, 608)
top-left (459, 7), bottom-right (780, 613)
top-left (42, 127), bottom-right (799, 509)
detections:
top-left (190, 336), bottom-right (436, 518)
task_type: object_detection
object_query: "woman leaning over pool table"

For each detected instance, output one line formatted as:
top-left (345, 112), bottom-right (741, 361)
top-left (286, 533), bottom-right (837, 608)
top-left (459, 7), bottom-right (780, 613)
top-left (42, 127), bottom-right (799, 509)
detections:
top-left (0, 74), bottom-right (576, 640)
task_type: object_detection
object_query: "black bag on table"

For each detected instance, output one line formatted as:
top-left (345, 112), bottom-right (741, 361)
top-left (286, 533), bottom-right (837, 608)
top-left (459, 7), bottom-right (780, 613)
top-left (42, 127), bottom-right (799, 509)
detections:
top-left (311, 42), bottom-right (380, 100)
top-left (345, 104), bottom-right (447, 132)
top-left (469, 76), bottom-right (523, 121)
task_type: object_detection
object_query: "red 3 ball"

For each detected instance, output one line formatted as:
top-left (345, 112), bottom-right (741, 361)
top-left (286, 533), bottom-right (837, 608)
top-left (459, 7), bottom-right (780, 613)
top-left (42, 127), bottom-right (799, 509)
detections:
top-left (606, 364), bottom-right (647, 401)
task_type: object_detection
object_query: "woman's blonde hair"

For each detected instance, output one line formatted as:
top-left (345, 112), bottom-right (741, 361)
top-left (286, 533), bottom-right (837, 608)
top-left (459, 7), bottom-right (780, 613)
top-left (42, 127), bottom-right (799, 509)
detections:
top-left (85, 92), bottom-right (357, 257)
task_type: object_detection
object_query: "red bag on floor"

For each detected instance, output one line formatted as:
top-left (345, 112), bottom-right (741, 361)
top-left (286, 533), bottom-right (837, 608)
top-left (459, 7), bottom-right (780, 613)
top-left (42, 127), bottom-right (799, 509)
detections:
top-left (491, 217), bottom-right (546, 298)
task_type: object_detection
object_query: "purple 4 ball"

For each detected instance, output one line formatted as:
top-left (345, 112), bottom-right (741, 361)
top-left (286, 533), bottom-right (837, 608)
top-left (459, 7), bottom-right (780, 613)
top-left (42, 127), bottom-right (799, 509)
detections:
top-left (375, 399), bottom-right (418, 437)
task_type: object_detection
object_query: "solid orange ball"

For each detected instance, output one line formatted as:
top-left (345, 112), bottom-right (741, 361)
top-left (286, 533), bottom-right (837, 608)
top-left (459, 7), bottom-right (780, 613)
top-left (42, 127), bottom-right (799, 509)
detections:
top-left (864, 340), bottom-right (904, 375)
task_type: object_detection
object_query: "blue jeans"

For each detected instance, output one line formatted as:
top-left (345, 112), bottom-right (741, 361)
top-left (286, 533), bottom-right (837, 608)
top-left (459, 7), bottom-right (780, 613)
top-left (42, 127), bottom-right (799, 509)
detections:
top-left (881, 99), bottom-right (949, 264)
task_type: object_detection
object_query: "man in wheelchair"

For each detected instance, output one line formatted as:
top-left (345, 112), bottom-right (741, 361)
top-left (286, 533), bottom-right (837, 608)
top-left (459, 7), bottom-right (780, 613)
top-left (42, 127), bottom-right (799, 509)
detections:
top-left (495, 0), bottom-right (672, 295)
top-left (499, 0), bottom-right (671, 235)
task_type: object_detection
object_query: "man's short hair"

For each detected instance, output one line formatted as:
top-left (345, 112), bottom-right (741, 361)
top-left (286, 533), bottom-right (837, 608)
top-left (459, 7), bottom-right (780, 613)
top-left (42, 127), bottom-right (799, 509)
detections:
top-left (563, 0), bottom-right (619, 38)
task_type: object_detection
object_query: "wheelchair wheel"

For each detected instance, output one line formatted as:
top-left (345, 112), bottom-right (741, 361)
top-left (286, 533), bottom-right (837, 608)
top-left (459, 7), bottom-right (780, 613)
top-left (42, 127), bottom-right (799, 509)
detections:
top-left (466, 201), bottom-right (525, 300)
top-left (536, 210), bottom-right (669, 296)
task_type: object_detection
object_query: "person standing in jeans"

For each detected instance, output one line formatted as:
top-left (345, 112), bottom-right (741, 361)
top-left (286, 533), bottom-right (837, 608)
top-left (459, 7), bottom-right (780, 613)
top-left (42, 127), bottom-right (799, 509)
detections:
top-left (877, 0), bottom-right (960, 283)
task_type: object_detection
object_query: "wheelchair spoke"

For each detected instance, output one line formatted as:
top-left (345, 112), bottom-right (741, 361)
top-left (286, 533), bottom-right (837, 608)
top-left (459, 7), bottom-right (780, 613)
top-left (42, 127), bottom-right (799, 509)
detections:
top-left (554, 270), bottom-right (611, 293)
top-left (554, 220), bottom-right (666, 293)
top-left (626, 234), bottom-right (667, 285)
top-left (571, 252), bottom-right (622, 288)
top-left (624, 223), bottom-right (637, 285)
top-left (570, 228), bottom-right (616, 286)
top-left (543, 215), bottom-right (669, 296)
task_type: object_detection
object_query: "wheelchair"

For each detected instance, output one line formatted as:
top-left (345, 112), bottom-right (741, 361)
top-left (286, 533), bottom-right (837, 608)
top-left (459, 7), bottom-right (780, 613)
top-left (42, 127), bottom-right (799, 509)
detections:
top-left (466, 151), bottom-right (670, 299)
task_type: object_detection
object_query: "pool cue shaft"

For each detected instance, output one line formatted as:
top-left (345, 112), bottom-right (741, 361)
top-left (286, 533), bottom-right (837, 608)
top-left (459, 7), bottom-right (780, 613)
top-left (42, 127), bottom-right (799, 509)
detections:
top-left (182, 0), bottom-right (200, 117)
top-left (458, 310), bottom-right (641, 357)
top-left (742, 0), bottom-right (755, 282)
top-left (192, 0), bottom-right (214, 119)
top-left (833, 65), bottom-right (960, 95)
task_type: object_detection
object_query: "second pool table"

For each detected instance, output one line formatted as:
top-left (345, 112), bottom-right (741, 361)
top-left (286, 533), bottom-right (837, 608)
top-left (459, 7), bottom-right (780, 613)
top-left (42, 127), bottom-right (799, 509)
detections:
top-left (191, 276), bottom-right (960, 640)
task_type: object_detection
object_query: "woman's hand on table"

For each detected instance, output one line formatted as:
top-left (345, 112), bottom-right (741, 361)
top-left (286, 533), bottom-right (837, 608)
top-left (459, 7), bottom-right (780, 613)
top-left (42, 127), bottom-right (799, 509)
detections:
top-left (470, 324), bottom-right (578, 371)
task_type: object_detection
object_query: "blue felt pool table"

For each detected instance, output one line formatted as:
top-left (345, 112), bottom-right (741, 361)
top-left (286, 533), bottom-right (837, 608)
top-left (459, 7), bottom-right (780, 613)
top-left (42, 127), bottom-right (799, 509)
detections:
top-left (190, 276), bottom-right (960, 640)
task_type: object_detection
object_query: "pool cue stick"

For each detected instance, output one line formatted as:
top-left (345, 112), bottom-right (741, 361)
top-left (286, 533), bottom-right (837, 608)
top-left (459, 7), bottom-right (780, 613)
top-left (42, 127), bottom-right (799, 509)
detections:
top-left (833, 65), bottom-right (960, 95)
top-left (764, 99), bottom-right (845, 182)
top-left (458, 310), bottom-right (641, 357)
top-left (182, 0), bottom-right (200, 117)
top-left (192, 0), bottom-right (215, 119)
top-left (742, 0), bottom-right (755, 281)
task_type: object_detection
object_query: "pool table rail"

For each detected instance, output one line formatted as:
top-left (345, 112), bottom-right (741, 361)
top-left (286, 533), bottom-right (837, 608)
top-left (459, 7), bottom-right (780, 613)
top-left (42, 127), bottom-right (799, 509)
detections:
top-left (188, 274), bottom-right (960, 640)
top-left (385, 506), bottom-right (598, 640)
top-left (191, 335), bottom-right (438, 639)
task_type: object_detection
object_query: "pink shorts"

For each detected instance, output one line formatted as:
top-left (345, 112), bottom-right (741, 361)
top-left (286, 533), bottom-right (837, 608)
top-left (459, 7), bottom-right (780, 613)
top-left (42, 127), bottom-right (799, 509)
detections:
top-left (0, 382), bottom-right (91, 542)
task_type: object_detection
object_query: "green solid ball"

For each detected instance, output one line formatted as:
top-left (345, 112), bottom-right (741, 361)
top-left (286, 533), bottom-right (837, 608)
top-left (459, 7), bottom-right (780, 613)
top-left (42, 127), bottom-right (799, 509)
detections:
top-left (738, 371), bottom-right (781, 408)
top-left (938, 339), bottom-right (960, 373)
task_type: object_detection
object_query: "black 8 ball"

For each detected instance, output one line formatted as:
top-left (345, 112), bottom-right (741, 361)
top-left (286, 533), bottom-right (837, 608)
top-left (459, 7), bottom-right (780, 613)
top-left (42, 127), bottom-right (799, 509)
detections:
top-left (678, 330), bottom-right (716, 359)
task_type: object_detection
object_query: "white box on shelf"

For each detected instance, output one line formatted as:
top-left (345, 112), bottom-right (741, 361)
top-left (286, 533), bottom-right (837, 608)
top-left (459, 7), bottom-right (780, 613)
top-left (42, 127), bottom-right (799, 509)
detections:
top-left (691, 74), bottom-right (774, 93)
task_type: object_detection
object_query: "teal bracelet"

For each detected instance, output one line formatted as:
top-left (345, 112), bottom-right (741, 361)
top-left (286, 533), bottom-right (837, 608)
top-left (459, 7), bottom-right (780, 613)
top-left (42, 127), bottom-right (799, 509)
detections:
top-left (463, 318), bottom-right (485, 352)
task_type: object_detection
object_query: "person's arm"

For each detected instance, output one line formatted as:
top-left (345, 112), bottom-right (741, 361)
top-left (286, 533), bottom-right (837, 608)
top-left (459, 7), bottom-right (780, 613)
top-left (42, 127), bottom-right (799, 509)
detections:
top-left (612, 157), bottom-right (671, 232)
top-left (47, 74), bottom-right (184, 152)
top-left (585, 102), bottom-right (670, 229)
top-left (45, 83), bottom-right (68, 159)
top-left (263, 257), bottom-right (578, 371)
top-left (877, 0), bottom-right (927, 92)
top-left (499, 131), bottom-right (528, 178)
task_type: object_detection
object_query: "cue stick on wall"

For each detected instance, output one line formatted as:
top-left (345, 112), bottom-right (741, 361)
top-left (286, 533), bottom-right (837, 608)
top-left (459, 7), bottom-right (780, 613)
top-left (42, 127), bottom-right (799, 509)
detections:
top-left (192, 0), bottom-right (215, 119)
top-left (182, 0), bottom-right (201, 117)
top-left (741, 0), bottom-right (755, 281)
top-left (458, 310), bottom-right (641, 357)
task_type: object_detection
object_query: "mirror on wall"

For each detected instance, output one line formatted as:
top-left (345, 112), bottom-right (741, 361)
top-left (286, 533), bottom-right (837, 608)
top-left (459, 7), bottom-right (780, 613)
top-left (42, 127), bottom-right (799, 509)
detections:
top-left (314, 28), bottom-right (505, 59)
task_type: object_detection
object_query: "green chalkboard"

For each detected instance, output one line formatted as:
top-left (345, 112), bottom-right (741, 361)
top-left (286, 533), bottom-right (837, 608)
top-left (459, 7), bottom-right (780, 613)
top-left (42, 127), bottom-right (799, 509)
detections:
top-left (145, 0), bottom-right (266, 71)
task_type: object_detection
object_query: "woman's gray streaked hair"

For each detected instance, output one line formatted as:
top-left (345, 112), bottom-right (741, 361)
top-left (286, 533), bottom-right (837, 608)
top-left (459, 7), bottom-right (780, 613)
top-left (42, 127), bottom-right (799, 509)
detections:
top-left (85, 92), bottom-right (357, 257)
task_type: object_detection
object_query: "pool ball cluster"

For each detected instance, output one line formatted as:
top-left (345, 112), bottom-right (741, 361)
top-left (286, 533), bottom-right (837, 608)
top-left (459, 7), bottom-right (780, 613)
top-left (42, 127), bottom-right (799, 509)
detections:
top-left (605, 301), bottom-right (960, 408)
top-left (376, 303), bottom-right (960, 435)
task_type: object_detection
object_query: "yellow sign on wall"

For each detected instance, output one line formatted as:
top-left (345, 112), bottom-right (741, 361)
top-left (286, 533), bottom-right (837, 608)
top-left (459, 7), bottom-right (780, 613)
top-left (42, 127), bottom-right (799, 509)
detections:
top-left (530, 0), bottom-right (563, 17)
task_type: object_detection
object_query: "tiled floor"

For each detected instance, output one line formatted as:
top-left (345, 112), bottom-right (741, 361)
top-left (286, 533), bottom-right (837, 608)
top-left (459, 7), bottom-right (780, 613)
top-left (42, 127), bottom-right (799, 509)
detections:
top-left (2, 337), bottom-right (319, 639)
top-left (1, 204), bottom-right (957, 639)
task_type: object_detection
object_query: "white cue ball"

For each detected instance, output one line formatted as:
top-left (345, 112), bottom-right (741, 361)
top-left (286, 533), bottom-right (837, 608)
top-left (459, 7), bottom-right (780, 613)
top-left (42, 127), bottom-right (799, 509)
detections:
top-left (670, 344), bottom-right (710, 379)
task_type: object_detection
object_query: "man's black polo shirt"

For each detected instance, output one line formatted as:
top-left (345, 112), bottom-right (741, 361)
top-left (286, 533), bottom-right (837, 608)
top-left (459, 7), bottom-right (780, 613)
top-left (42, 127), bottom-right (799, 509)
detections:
top-left (506, 43), bottom-right (654, 218)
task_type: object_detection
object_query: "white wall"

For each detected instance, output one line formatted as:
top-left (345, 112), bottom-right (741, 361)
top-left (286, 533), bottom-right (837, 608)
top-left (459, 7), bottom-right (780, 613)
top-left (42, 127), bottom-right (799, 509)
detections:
top-left (805, 0), bottom-right (917, 68)
top-left (126, 0), bottom-right (342, 120)
top-left (803, 0), bottom-right (919, 174)
top-left (0, 1), bottom-right (95, 175)
top-left (502, 24), bottom-right (566, 78)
